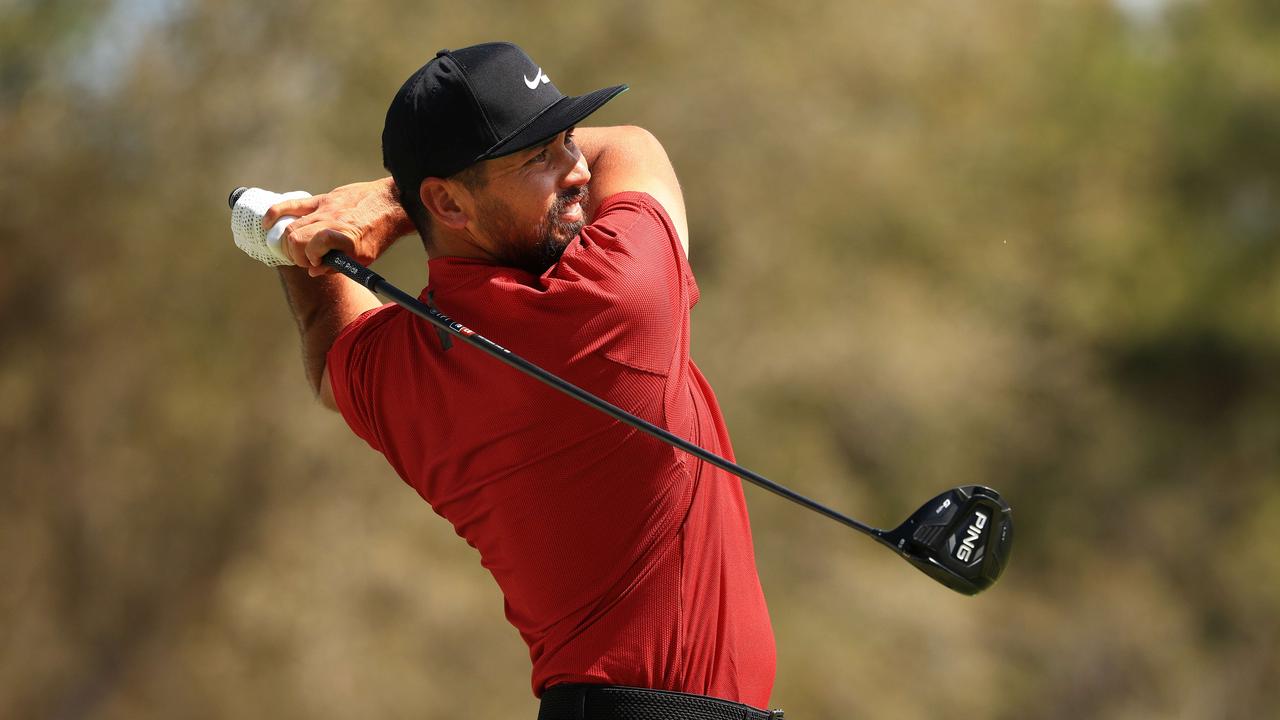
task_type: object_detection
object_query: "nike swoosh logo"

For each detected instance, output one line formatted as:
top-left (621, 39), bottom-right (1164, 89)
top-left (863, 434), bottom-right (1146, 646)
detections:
top-left (524, 69), bottom-right (550, 89)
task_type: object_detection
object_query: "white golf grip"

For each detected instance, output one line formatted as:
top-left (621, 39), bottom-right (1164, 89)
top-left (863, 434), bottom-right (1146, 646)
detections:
top-left (230, 188), bottom-right (312, 266)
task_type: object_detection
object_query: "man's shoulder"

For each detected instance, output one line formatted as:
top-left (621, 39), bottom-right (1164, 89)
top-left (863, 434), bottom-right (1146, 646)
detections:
top-left (580, 191), bottom-right (683, 258)
top-left (329, 300), bottom-right (410, 359)
top-left (593, 191), bottom-right (672, 226)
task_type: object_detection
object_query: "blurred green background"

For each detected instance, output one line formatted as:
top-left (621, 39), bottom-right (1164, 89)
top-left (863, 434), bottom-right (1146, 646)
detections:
top-left (2, 0), bottom-right (1278, 717)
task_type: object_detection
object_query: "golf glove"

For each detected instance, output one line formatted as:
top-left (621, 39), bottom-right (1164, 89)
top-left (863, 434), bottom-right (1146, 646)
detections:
top-left (230, 187), bottom-right (312, 267)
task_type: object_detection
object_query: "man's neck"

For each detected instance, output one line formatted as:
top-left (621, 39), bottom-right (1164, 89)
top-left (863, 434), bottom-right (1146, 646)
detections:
top-left (426, 228), bottom-right (500, 263)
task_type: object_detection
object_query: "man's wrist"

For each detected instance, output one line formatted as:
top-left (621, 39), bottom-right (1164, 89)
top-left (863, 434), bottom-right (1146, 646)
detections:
top-left (378, 177), bottom-right (417, 241)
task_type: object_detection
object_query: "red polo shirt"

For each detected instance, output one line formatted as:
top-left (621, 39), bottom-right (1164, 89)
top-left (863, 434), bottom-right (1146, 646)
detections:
top-left (326, 192), bottom-right (775, 706)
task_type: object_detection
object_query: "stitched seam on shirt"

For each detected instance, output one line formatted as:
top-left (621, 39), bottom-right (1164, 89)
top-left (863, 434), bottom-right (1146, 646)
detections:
top-left (598, 351), bottom-right (669, 376)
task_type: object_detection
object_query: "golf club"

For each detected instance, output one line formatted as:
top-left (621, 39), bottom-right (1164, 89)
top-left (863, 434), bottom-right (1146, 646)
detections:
top-left (230, 186), bottom-right (1013, 595)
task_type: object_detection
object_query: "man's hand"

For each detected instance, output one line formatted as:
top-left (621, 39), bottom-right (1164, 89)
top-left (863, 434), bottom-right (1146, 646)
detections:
top-left (264, 178), bottom-right (415, 277)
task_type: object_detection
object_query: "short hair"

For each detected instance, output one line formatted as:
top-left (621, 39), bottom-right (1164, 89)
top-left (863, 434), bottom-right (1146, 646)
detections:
top-left (389, 162), bottom-right (489, 243)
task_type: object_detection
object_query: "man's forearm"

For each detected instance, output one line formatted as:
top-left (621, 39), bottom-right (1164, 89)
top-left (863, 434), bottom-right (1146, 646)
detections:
top-left (277, 267), bottom-right (382, 402)
top-left (267, 177), bottom-right (416, 274)
top-left (574, 126), bottom-right (627, 172)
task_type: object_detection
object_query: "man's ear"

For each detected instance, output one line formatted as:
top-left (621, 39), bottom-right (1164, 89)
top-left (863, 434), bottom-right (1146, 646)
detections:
top-left (420, 178), bottom-right (470, 230)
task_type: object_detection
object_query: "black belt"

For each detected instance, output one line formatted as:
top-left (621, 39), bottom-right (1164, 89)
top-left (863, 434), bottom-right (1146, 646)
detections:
top-left (538, 684), bottom-right (784, 720)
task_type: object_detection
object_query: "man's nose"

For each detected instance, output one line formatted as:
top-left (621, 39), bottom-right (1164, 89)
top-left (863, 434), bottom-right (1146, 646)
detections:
top-left (561, 151), bottom-right (590, 189)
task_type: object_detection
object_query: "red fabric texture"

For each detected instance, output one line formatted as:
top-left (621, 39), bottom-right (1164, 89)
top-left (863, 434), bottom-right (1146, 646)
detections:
top-left (326, 192), bottom-right (775, 706)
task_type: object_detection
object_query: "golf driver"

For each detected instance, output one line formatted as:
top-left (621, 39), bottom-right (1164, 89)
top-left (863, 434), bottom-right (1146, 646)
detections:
top-left (229, 186), bottom-right (1013, 595)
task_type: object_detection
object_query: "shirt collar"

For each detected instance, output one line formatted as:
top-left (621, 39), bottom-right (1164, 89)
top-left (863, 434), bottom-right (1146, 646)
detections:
top-left (425, 255), bottom-right (507, 295)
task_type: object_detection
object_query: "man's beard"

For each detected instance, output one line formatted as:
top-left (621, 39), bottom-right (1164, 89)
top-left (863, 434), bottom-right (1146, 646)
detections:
top-left (481, 185), bottom-right (589, 276)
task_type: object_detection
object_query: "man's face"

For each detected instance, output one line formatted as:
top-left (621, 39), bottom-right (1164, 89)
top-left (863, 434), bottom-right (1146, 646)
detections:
top-left (467, 129), bottom-right (591, 275)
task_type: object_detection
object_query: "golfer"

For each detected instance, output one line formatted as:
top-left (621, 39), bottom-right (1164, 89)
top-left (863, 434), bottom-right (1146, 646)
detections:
top-left (265, 42), bottom-right (779, 719)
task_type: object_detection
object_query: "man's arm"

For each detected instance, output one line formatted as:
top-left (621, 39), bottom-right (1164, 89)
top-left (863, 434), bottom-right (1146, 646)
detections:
top-left (574, 126), bottom-right (690, 256)
top-left (266, 179), bottom-right (410, 410)
top-left (265, 178), bottom-right (415, 276)
top-left (265, 127), bottom-right (686, 409)
top-left (276, 268), bottom-right (382, 411)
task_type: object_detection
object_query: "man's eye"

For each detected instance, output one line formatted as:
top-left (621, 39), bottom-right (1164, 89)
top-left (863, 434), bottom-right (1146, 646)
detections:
top-left (527, 150), bottom-right (547, 165)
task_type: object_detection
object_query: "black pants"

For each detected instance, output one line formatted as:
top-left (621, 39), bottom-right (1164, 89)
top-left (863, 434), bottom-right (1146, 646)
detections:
top-left (538, 684), bottom-right (784, 720)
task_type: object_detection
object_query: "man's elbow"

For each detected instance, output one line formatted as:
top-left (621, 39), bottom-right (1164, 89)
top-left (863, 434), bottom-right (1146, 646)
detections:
top-left (615, 125), bottom-right (664, 157)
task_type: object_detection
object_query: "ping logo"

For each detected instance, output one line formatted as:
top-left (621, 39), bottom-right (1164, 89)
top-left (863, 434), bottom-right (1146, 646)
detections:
top-left (954, 510), bottom-right (989, 563)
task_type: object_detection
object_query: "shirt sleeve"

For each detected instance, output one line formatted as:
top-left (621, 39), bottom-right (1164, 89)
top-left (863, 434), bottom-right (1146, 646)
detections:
top-left (325, 302), bottom-right (398, 453)
top-left (577, 191), bottom-right (698, 307)
top-left (537, 191), bottom-right (699, 375)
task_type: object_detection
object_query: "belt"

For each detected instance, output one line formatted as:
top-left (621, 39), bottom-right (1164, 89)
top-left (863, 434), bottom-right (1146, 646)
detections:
top-left (538, 684), bottom-right (784, 720)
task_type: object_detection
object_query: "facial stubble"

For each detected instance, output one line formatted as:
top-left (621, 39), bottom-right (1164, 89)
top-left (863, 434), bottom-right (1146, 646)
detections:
top-left (480, 185), bottom-right (590, 276)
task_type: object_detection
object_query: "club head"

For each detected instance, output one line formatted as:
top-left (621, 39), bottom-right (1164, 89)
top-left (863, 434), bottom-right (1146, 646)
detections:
top-left (878, 485), bottom-right (1013, 595)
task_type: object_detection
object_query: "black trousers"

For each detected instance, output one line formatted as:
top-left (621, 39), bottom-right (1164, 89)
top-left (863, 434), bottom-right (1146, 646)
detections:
top-left (538, 684), bottom-right (784, 720)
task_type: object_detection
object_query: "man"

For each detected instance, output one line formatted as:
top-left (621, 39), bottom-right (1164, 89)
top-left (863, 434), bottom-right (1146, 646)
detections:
top-left (264, 42), bottom-right (778, 719)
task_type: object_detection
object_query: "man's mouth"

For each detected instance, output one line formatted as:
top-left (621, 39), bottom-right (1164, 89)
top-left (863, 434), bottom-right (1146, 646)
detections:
top-left (559, 200), bottom-right (583, 223)
top-left (551, 186), bottom-right (589, 230)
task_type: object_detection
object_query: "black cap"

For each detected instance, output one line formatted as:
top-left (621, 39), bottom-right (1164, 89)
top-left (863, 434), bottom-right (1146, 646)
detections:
top-left (382, 42), bottom-right (627, 185)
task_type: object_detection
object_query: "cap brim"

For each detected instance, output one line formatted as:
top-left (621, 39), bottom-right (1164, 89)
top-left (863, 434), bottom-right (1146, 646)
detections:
top-left (478, 84), bottom-right (628, 161)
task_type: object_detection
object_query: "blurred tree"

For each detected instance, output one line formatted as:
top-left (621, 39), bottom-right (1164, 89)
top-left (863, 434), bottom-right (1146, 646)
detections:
top-left (1, 0), bottom-right (1277, 718)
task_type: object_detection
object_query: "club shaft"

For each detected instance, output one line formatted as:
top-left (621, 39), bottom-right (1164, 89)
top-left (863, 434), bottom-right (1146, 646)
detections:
top-left (324, 251), bottom-right (879, 537)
